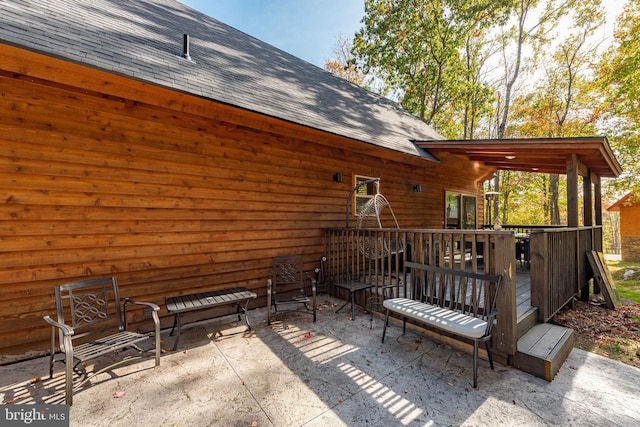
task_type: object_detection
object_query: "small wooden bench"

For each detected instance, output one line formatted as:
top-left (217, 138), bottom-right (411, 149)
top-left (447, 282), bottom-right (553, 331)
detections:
top-left (165, 287), bottom-right (257, 350)
top-left (382, 262), bottom-right (501, 388)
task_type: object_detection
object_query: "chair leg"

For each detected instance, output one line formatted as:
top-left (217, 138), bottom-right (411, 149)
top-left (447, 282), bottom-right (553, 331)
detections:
top-left (381, 310), bottom-right (390, 343)
top-left (267, 279), bottom-right (272, 326)
top-left (49, 327), bottom-right (55, 379)
top-left (63, 338), bottom-right (74, 405)
top-left (350, 291), bottom-right (356, 321)
top-left (153, 311), bottom-right (161, 367)
top-left (473, 340), bottom-right (479, 389)
top-left (485, 341), bottom-right (494, 370)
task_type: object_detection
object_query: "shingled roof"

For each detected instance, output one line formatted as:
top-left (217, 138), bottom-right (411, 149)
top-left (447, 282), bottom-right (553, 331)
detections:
top-left (0, 0), bottom-right (442, 161)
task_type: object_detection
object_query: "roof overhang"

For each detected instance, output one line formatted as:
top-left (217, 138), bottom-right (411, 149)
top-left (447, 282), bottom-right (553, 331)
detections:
top-left (415, 137), bottom-right (622, 178)
top-left (607, 192), bottom-right (635, 211)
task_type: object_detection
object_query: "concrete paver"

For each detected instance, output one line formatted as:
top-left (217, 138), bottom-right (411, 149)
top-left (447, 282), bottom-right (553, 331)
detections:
top-left (2, 296), bottom-right (640, 426)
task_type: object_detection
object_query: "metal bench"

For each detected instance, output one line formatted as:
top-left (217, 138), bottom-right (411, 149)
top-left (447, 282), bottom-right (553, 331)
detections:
top-left (382, 262), bottom-right (501, 388)
top-left (43, 277), bottom-right (161, 405)
top-left (165, 287), bottom-right (257, 350)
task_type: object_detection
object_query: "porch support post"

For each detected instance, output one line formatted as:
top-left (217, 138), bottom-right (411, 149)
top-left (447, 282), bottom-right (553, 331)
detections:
top-left (580, 169), bottom-right (594, 302)
top-left (594, 174), bottom-right (602, 227)
top-left (566, 154), bottom-right (579, 227)
top-left (583, 169), bottom-right (593, 226)
top-left (492, 232), bottom-right (517, 362)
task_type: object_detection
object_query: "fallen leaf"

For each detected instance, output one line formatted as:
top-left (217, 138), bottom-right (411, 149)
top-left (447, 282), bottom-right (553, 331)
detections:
top-left (251, 421), bottom-right (257, 427)
top-left (113, 390), bottom-right (126, 399)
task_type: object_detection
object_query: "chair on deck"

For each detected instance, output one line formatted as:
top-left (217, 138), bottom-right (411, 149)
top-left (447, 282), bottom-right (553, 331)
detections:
top-left (335, 178), bottom-right (404, 320)
top-left (267, 255), bottom-right (317, 325)
top-left (43, 277), bottom-right (160, 405)
top-left (356, 191), bottom-right (402, 259)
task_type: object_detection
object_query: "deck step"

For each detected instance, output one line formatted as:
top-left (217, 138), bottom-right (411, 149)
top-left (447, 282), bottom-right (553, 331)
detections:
top-left (516, 306), bottom-right (538, 339)
top-left (512, 323), bottom-right (575, 381)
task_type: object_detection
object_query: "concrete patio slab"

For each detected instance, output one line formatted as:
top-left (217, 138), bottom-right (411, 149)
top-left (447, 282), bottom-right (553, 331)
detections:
top-left (2, 296), bottom-right (639, 426)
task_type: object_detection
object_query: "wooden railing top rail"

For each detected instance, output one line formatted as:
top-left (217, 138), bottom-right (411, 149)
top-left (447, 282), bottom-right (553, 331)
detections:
top-left (328, 227), bottom-right (514, 235)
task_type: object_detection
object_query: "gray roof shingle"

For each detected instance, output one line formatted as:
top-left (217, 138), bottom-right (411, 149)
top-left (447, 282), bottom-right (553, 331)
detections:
top-left (0, 0), bottom-right (443, 160)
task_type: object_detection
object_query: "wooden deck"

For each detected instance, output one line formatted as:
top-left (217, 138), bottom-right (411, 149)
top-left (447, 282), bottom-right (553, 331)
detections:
top-left (325, 227), bottom-right (591, 382)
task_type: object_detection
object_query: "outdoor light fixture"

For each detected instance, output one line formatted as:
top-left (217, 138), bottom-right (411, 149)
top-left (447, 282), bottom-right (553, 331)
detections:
top-left (413, 184), bottom-right (422, 192)
top-left (333, 172), bottom-right (343, 182)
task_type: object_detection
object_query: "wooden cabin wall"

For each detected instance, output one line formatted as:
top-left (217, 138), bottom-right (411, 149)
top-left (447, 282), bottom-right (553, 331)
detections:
top-left (0, 45), bottom-right (489, 361)
top-left (620, 202), bottom-right (640, 261)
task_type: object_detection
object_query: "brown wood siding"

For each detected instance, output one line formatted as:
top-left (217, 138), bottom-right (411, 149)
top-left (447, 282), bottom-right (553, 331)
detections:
top-left (620, 203), bottom-right (640, 237)
top-left (0, 45), bottom-right (491, 361)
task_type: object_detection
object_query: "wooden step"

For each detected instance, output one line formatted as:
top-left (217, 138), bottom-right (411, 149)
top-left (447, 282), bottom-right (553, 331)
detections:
top-left (516, 306), bottom-right (538, 340)
top-left (512, 323), bottom-right (575, 381)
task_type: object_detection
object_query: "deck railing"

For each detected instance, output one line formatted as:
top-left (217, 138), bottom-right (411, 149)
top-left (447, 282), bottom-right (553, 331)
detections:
top-left (325, 225), bottom-right (603, 358)
top-left (324, 228), bottom-right (517, 358)
top-left (530, 226), bottom-right (602, 321)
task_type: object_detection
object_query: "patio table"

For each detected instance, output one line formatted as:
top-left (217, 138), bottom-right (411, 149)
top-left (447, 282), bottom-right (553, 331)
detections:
top-left (334, 281), bottom-right (374, 320)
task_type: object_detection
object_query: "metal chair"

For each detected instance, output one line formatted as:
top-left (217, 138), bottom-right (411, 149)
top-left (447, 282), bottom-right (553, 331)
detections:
top-left (356, 192), bottom-right (402, 259)
top-left (43, 277), bottom-right (160, 405)
top-left (267, 255), bottom-right (317, 325)
top-left (354, 183), bottom-right (405, 318)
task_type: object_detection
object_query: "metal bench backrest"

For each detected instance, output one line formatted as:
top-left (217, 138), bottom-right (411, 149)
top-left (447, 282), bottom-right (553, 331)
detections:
top-left (54, 277), bottom-right (125, 342)
top-left (405, 262), bottom-right (501, 320)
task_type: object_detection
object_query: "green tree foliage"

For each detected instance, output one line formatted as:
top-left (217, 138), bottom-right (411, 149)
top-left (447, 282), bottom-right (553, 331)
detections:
top-left (327, 0), bottom-right (637, 231)
top-left (503, 0), bottom-right (604, 224)
top-left (351, 0), bottom-right (510, 137)
top-left (599, 0), bottom-right (640, 194)
top-left (324, 34), bottom-right (369, 87)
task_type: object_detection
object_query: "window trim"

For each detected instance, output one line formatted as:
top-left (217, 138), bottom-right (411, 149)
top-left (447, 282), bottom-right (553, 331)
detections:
top-left (353, 175), bottom-right (378, 217)
top-left (445, 191), bottom-right (477, 229)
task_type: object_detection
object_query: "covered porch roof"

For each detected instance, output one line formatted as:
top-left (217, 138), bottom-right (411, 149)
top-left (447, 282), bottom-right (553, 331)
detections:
top-left (416, 136), bottom-right (623, 228)
top-left (415, 137), bottom-right (622, 178)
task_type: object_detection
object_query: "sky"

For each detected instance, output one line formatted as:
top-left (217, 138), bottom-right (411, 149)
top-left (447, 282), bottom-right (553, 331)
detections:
top-left (180, 0), bottom-right (365, 68)
top-left (180, 1), bottom-right (625, 69)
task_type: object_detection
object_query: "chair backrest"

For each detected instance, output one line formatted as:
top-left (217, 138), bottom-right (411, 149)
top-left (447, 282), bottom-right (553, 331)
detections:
top-left (272, 255), bottom-right (307, 296)
top-left (356, 193), bottom-right (400, 230)
top-left (406, 262), bottom-right (501, 320)
top-left (54, 277), bottom-right (125, 340)
top-left (356, 193), bottom-right (402, 259)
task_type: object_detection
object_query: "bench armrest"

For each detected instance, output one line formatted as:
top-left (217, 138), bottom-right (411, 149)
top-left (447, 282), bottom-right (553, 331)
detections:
top-left (43, 315), bottom-right (74, 336)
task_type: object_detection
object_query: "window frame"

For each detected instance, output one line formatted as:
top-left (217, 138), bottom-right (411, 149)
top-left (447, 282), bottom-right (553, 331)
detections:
top-left (353, 175), bottom-right (378, 217)
top-left (445, 191), bottom-right (477, 229)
